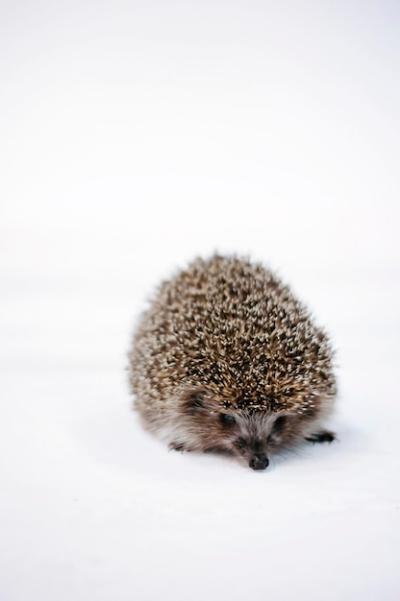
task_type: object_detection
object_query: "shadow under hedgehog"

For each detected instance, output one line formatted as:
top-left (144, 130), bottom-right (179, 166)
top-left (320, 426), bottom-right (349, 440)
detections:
top-left (128, 255), bottom-right (337, 470)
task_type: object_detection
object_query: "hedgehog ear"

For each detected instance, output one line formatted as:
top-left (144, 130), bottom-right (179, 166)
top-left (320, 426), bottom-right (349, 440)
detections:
top-left (182, 388), bottom-right (207, 413)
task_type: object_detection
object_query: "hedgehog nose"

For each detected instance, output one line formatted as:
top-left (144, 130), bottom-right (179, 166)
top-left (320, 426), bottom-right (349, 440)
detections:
top-left (249, 454), bottom-right (269, 471)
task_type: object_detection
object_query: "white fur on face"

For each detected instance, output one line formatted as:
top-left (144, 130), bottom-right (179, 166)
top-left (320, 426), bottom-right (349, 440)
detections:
top-left (148, 396), bottom-right (331, 464)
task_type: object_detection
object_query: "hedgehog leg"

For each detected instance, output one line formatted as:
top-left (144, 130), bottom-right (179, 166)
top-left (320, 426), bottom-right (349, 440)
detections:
top-left (305, 430), bottom-right (335, 443)
top-left (169, 441), bottom-right (188, 452)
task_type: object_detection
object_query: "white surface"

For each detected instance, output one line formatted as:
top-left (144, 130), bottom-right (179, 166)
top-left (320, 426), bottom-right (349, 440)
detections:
top-left (1, 1), bottom-right (400, 600)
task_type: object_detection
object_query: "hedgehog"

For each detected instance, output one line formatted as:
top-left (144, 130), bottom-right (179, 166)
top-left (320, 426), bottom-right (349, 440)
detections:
top-left (128, 255), bottom-right (337, 470)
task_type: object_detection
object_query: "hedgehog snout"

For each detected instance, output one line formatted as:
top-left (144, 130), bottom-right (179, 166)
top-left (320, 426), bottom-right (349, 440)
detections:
top-left (249, 454), bottom-right (269, 471)
top-left (248, 437), bottom-right (270, 470)
top-left (235, 436), bottom-right (270, 470)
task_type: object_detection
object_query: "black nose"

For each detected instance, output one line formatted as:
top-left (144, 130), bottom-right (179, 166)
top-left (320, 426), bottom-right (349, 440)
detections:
top-left (249, 454), bottom-right (269, 471)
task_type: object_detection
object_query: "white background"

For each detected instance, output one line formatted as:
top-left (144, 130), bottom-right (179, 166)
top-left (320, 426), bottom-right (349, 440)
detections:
top-left (1, 1), bottom-right (400, 600)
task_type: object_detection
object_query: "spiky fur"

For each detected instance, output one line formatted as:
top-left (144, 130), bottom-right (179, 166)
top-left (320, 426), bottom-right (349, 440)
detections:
top-left (129, 255), bottom-right (337, 469)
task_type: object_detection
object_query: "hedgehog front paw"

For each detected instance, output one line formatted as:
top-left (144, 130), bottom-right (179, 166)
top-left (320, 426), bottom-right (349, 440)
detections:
top-left (169, 442), bottom-right (187, 452)
top-left (305, 430), bottom-right (335, 443)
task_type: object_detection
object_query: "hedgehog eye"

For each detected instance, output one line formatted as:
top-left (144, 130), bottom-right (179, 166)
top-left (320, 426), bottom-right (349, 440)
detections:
top-left (219, 413), bottom-right (236, 427)
top-left (273, 415), bottom-right (287, 433)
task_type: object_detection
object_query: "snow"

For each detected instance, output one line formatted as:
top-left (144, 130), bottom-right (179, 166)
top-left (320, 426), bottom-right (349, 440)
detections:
top-left (1, 1), bottom-right (400, 600)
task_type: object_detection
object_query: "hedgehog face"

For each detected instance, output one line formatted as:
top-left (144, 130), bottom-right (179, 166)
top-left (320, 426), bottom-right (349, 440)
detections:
top-left (179, 388), bottom-right (316, 470)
